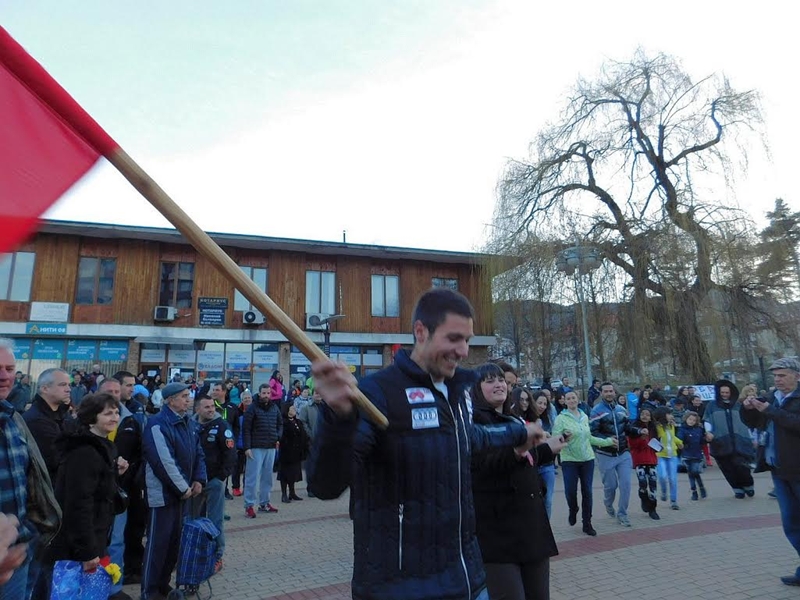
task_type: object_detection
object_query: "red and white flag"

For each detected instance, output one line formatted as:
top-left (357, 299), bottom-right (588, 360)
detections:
top-left (0, 26), bottom-right (119, 254)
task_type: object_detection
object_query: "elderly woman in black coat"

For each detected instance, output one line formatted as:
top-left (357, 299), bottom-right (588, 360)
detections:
top-left (471, 363), bottom-right (567, 600)
top-left (44, 393), bottom-right (128, 594)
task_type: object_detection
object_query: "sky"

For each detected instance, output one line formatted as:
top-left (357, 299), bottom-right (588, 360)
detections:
top-left (3, 1), bottom-right (798, 252)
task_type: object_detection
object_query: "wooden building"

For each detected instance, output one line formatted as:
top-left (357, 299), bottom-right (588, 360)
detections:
top-left (0, 220), bottom-right (496, 388)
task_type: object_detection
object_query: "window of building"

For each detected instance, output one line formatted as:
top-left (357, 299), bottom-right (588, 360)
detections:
top-left (76, 257), bottom-right (116, 305)
top-left (432, 277), bottom-right (458, 291)
top-left (0, 252), bottom-right (35, 301)
top-left (234, 267), bottom-right (269, 311)
top-left (371, 274), bottom-right (400, 317)
top-left (159, 262), bottom-right (194, 309)
top-left (305, 270), bottom-right (336, 315)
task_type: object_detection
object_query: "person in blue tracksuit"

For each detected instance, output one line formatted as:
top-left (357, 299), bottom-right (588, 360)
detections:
top-left (140, 383), bottom-right (206, 600)
top-left (307, 288), bottom-right (538, 600)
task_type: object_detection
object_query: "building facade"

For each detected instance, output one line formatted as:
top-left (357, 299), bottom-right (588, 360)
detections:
top-left (0, 221), bottom-right (495, 388)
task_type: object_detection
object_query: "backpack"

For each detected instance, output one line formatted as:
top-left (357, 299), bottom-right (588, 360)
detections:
top-left (175, 517), bottom-right (220, 587)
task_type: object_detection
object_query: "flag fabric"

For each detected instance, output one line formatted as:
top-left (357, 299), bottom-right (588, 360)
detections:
top-left (0, 26), bottom-right (118, 254)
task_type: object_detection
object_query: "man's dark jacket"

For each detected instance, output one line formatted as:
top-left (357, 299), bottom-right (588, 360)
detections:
top-left (242, 399), bottom-right (282, 449)
top-left (196, 415), bottom-right (236, 481)
top-left (307, 350), bottom-right (528, 600)
top-left (23, 394), bottom-right (73, 482)
top-left (590, 398), bottom-right (639, 455)
top-left (742, 383), bottom-right (800, 480)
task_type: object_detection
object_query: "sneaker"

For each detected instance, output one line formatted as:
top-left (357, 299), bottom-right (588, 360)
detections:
top-left (617, 515), bottom-right (631, 527)
top-left (768, 489), bottom-right (777, 499)
top-left (781, 575), bottom-right (800, 586)
top-left (214, 558), bottom-right (224, 574)
top-left (582, 524), bottom-right (597, 536)
top-left (671, 502), bottom-right (680, 510)
top-left (700, 487), bottom-right (707, 499)
top-left (734, 491), bottom-right (746, 499)
top-left (649, 511), bottom-right (660, 520)
top-left (224, 489), bottom-right (234, 500)
top-left (745, 488), bottom-right (755, 497)
top-left (245, 506), bottom-right (256, 518)
top-left (691, 491), bottom-right (699, 501)
top-left (232, 488), bottom-right (242, 497)
top-left (258, 503), bottom-right (278, 513)
top-left (605, 504), bottom-right (615, 517)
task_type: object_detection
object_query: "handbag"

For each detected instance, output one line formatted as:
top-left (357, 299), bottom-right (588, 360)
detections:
top-left (51, 560), bottom-right (112, 600)
top-left (113, 486), bottom-right (129, 515)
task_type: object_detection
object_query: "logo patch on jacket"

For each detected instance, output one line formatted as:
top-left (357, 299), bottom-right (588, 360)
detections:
top-left (225, 428), bottom-right (234, 448)
top-left (405, 387), bottom-right (435, 404)
top-left (411, 407), bottom-right (440, 429)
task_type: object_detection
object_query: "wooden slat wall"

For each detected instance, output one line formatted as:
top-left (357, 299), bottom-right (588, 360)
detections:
top-left (269, 252), bottom-right (306, 325)
top-left (337, 256), bottom-right (372, 332)
top-left (30, 234), bottom-right (80, 302)
top-left (114, 240), bottom-right (161, 324)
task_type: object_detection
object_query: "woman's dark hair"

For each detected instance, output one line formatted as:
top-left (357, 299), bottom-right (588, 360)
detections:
top-left (270, 370), bottom-right (281, 381)
top-left (411, 288), bottom-right (475, 334)
top-left (633, 408), bottom-right (656, 437)
top-left (532, 391), bottom-right (552, 429)
top-left (281, 402), bottom-right (297, 418)
top-left (616, 393), bottom-right (627, 406)
top-left (653, 406), bottom-right (671, 427)
top-left (472, 363), bottom-right (510, 414)
top-left (511, 386), bottom-right (536, 422)
top-left (77, 392), bottom-right (120, 427)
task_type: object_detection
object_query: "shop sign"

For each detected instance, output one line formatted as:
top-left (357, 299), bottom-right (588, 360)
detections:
top-left (99, 340), bottom-right (128, 361)
top-left (29, 302), bottom-right (70, 322)
top-left (197, 350), bottom-right (224, 371)
top-left (140, 349), bottom-right (166, 363)
top-left (67, 340), bottom-right (96, 361)
top-left (26, 323), bottom-right (67, 335)
top-left (169, 349), bottom-right (197, 364)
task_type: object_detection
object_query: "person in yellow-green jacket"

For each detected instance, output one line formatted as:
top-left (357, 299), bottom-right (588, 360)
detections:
top-left (552, 391), bottom-right (617, 536)
top-left (653, 407), bottom-right (684, 510)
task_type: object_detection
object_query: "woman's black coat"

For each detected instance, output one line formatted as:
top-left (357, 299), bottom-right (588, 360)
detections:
top-left (471, 403), bottom-right (558, 564)
top-left (49, 430), bottom-right (118, 562)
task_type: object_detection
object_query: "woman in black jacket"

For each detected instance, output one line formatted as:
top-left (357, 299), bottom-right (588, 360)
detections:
top-left (471, 363), bottom-right (566, 600)
top-left (45, 393), bottom-right (127, 595)
top-left (278, 403), bottom-right (309, 503)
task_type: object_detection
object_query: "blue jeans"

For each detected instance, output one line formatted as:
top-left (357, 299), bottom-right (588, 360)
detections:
top-left (108, 509), bottom-right (127, 593)
top-left (657, 456), bottom-right (679, 502)
top-left (244, 448), bottom-right (276, 508)
top-left (561, 460), bottom-right (594, 525)
top-left (595, 451), bottom-right (632, 517)
top-left (0, 544), bottom-right (31, 600)
top-left (538, 464), bottom-right (556, 519)
top-left (205, 478), bottom-right (225, 558)
top-left (685, 458), bottom-right (705, 491)
top-left (773, 475), bottom-right (800, 576)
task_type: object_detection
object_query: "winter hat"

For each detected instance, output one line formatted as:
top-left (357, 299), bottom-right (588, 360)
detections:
top-left (768, 358), bottom-right (800, 373)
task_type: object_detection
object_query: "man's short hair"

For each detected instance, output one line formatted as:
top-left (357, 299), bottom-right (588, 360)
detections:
top-left (411, 288), bottom-right (474, 334)
top-left (600, 381), bottom-right (615, 391)
top-left (211, 382), bottom-right (224, 390)
top-left (98, 377), bottom-right (121, 390)
top-left (0, 339), bottom-right (16, 359)
top-left (113, 371), bottom-right (136, 382)
top-left (37, 368), bottom-right (68, 391)
top-left (496, 361), bottom-right (516, 376)
top-left (259, 383), bottom-right (270, 392)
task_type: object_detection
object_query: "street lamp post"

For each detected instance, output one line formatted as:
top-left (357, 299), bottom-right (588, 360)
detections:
top-left (556, 245), bottom-right (602, 395)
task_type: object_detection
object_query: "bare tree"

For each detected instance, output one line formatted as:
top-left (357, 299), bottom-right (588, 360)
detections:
top-left (494, 50), bottom-right (764, 381)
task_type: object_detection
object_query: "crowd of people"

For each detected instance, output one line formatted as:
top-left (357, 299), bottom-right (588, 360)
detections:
top-left (0, 353), bottom-right (324, 600)
top-left (1, 287), bottom-right (800, 600)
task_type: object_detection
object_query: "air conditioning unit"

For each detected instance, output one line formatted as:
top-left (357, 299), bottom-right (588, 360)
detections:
top-left (305, 313), bottom-right (329, 331)
top-left (243, 309), bottom-right (266, 325)
top-left (153, 306), bottom-right (178, 322)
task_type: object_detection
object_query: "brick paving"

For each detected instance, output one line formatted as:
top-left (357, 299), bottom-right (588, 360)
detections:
top-left (124, 467), bottom-right (799, 600)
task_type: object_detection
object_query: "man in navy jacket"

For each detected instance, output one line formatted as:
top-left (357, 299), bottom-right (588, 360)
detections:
top-left (307, 288), bottom-right (539, 600)
top-left (742, 357), bottom-right (800, 587)
top-left (141, 383), bottom-right (206, 600)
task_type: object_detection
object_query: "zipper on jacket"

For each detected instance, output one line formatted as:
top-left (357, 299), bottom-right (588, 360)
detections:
top-left (398, 503), bottom-right (404, 571)
top-left (448, 401), bottom-right (471, 600)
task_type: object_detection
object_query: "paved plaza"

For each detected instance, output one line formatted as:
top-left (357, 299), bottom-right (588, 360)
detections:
top-left (125, 468), bottom-right (797, 600)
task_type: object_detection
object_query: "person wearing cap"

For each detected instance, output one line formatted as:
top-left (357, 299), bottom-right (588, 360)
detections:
top-left (140, 382), bottom-right (207, 600)
top-left (742, 357), bottom-right (800, 587)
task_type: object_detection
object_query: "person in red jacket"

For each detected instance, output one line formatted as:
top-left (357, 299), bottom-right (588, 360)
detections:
top-left (628, 408), bottom-right (660, 520)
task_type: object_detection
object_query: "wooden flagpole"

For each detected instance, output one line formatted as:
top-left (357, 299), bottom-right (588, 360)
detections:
top-left (107, 149), bottom-right (389, 429)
